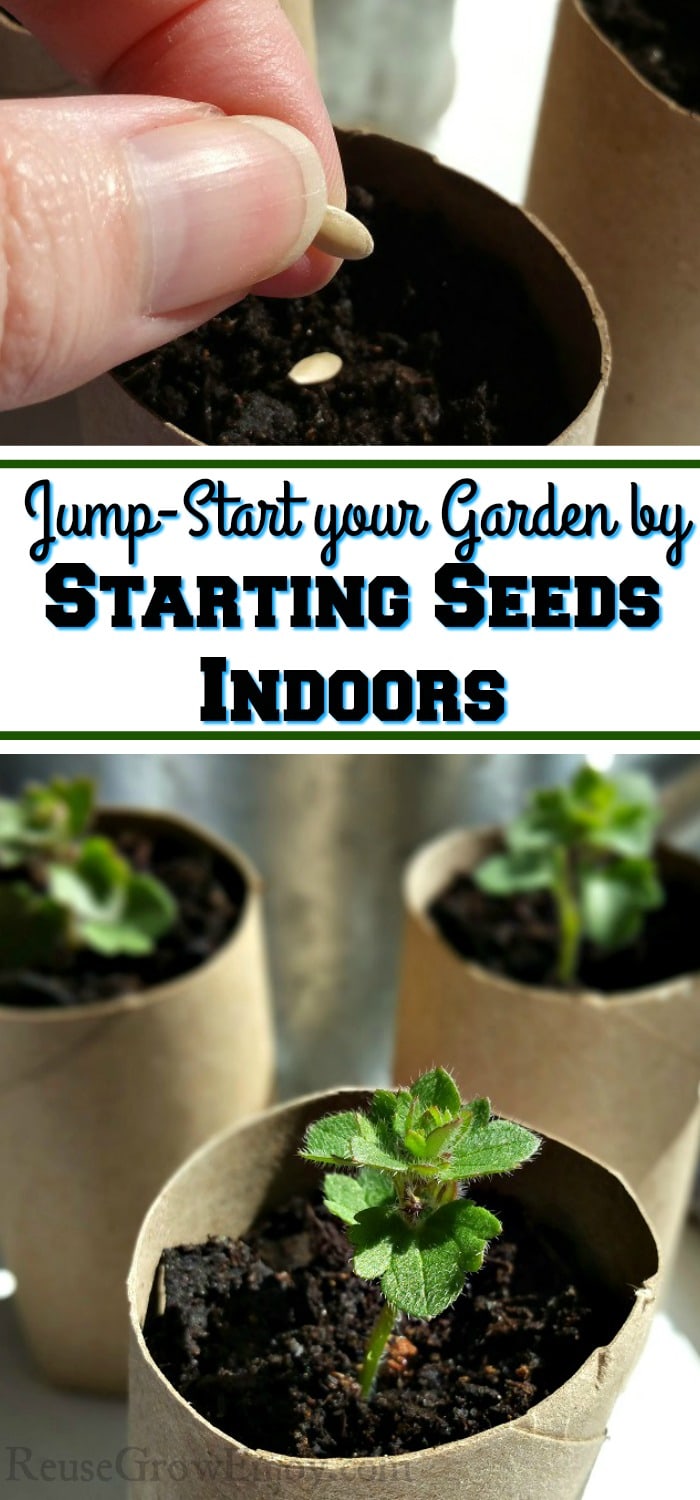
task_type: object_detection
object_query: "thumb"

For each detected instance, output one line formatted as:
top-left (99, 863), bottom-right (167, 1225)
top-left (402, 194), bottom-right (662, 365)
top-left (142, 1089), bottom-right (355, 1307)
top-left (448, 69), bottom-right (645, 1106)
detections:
top-left (0, 96), bottom-right (329, 410)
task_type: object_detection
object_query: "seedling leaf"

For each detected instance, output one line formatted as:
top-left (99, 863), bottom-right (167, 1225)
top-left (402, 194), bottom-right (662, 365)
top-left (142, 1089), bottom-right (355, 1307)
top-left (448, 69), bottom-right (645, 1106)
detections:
top-left (323, 1169), bottom-right (394, 1225)
top-left (445, 1119), bottom-right (542, 1180)
top-left (408, 1066), bottom-right (462, 1117)
top-left (302, 1111), bottom-right (362, 1165)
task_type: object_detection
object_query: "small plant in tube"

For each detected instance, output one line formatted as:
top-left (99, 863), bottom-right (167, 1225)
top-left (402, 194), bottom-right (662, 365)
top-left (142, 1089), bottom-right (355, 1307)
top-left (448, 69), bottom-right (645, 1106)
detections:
top-left (473, 766), bottom-right (664, 985)
top-left (0, 777), bottom-right (176, 969)
top-left (301, 1067), bottom-right (540, 1397)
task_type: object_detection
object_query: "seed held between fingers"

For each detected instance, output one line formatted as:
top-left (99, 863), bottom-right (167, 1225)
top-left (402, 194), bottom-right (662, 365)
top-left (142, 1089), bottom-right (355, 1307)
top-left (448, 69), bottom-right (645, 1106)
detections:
top-left (312, 205), bottom-right (374, 261)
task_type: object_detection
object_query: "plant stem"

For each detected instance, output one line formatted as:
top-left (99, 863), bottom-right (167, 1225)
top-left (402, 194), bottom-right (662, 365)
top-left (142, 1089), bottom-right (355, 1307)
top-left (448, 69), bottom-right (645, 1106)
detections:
top-left (359, 1301), bottom-right (398, 1400)
top-left (554, 850), bottom-right (581, 986)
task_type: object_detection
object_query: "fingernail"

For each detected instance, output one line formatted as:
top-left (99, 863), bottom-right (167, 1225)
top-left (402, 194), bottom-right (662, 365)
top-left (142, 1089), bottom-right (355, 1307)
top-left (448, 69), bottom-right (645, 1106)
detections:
top-left (126, 115), bottom-right (328, 316)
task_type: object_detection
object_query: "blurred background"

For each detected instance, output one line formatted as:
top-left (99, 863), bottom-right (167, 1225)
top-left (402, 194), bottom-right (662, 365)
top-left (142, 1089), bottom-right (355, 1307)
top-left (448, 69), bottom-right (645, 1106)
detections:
top-left (0, 0), bottom-right (562, 446)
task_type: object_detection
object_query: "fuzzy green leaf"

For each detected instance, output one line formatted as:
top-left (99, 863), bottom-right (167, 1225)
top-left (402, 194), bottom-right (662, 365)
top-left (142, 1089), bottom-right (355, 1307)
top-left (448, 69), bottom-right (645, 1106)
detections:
top-left (323, 1169), bottom-right (394, 1226)
top-left (422, 1118), bottom-right (465, 1158)
top-left (377, 1199), bottom-right (502, 1319)
top-left (372, 1089), bottom-right (403, 1124)
top-left (408, 1067), bottom-right (461, 1118)
top-left (349, 1204), bottom-right (398, 1279)
top-left (371, 1088), bottom-right (414, 1140)
top-left (301, 1111), bottom-right (361, 1165)
top-left (445, 1118), bottom-right (541, 1181)
top-left (444, 1197), bottom-right (503, 1249)
top-left (380, 1227), bottom-right (452, 1318)
top-left (462, 1097), bottom-right (492, 1133)
top-left (350, 1113), bottom-right (410, 1172)
top-left (404, 1128), bottom-right (428, 1158)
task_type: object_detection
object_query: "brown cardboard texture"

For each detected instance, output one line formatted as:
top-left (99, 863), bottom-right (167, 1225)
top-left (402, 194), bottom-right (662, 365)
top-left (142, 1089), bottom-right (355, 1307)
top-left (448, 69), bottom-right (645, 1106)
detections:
top-left (78, 129), bottom-right (609, 445)
top-left (0, 810), bottom-right (274, 1396)
top-left (527, 0), bottom-right (700, 444)
top-left (395, 828), bottom-right (700, 1267)
top-left (0, 12), bottom-right (75, 96)
top-left (127, 1087), bottom-right (658, 1500)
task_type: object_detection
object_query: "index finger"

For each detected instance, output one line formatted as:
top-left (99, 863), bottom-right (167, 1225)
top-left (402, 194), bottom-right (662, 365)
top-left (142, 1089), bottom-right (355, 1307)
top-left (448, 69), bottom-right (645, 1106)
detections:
top-left (10, 0), bottom-right (344, 201)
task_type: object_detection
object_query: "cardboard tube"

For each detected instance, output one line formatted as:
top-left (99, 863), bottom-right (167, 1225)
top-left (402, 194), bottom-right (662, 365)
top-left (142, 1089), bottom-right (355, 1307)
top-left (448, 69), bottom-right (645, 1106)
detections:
top-left (527, 0), bottom-right (700, 444)
top-left (0, 809), bottom-right (274, 1396)
top-left (0, 11), bottom-right (75, 96)
top-left (77, 129), bottom-right (610, 445)
top-left (127, 1087), bottom-right (657, 1500)
top-left (394, 829), bottom-right (700, 1269)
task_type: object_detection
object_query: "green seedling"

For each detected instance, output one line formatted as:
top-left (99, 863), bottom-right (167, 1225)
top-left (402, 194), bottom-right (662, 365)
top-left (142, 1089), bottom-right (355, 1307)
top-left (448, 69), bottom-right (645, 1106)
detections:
top-left (0, 777), bottom-right (176, 969)
top-left (301, 1067), bottom-right (540, 1398)
top-left (474, 765), bottom-right (664, 986)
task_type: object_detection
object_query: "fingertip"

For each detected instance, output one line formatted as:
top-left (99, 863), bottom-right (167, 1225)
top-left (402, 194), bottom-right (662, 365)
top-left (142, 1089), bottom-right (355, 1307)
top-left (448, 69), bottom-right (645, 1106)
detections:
top-left (252, 245), bottom-right (342, 300)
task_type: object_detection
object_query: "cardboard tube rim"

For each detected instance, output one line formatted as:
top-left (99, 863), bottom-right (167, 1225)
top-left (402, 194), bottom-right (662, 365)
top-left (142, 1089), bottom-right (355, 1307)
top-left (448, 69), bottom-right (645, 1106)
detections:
top-left (572, 0), bottom-right (700, 120)
top-left (0, 805), bottom-right (262, 1027)
top-left (404, 825), bottom-right (700, 1013)
top-left (96, 126), bottom-right (608, 447)
top-left (0, 11), bottom-right (26, 35)
top-left (128, 1085), bottom-right (659, 1473)
top-left (522, 199), bottom-right (611, 406)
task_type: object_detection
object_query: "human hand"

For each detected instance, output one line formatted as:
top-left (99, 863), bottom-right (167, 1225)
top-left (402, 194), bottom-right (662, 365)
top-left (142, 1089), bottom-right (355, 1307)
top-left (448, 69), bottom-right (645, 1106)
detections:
top-left (0, 0), bottom-right (357, 409)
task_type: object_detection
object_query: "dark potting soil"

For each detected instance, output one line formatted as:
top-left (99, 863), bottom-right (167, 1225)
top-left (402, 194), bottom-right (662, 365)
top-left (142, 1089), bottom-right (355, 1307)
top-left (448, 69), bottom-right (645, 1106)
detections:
top-left (117, 187), bottom-right (569, 446)
top-left (0, 824), bottom-right (244, 1009)
top-left (144, 1191), bottom-right (623, 1460)
top-left (431, 859), bottom-right (700, 992)
top-left (585, 1), bottom-right (700, 111)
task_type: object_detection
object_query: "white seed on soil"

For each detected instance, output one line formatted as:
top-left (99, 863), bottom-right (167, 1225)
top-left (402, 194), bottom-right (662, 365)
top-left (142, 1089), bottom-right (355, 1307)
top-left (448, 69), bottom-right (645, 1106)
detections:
top-left (287, 351), bottom-right (344, 386)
